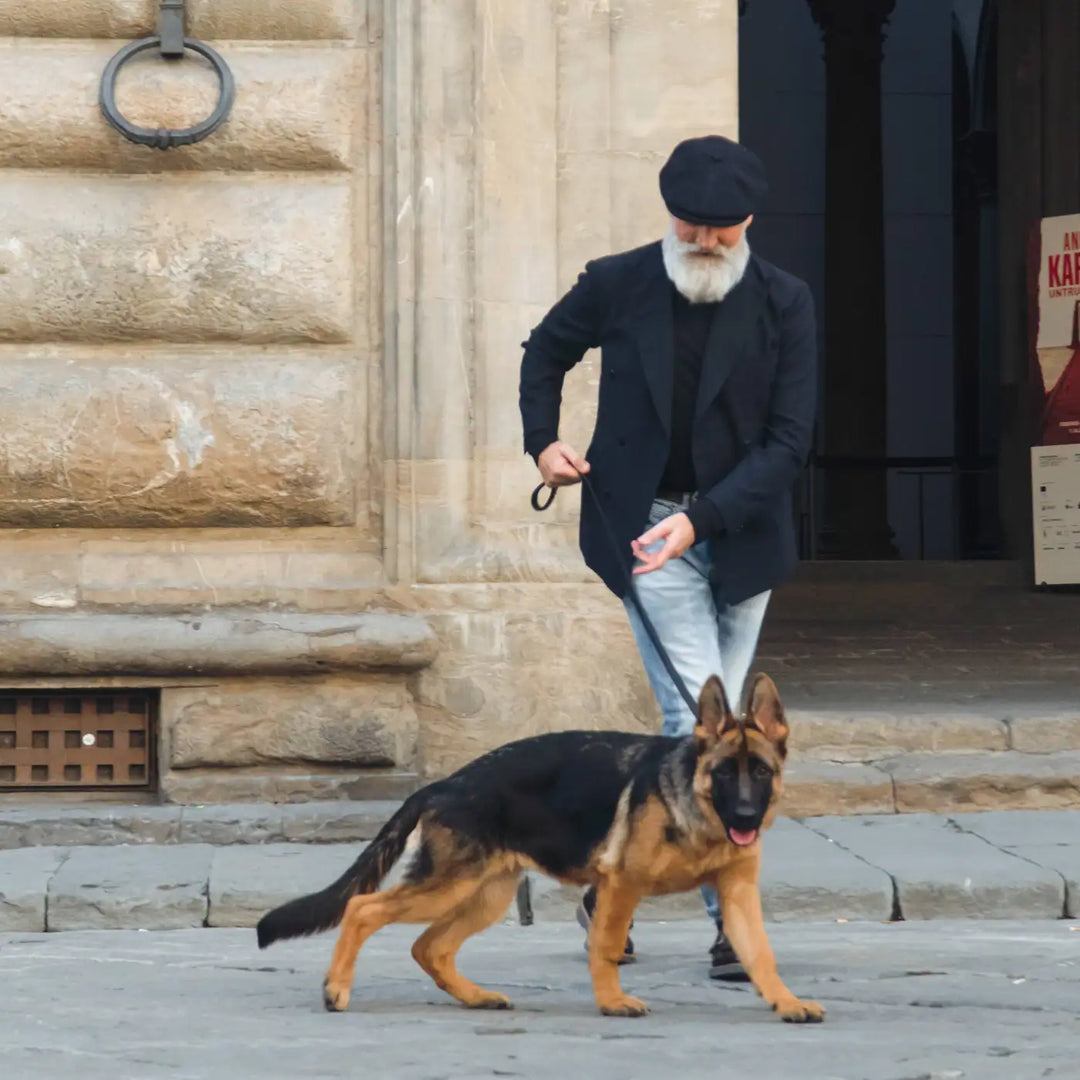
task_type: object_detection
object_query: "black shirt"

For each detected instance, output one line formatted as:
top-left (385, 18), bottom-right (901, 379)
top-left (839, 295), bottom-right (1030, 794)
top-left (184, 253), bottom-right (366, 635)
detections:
top-left (658, 288), bottom-right (718, 494)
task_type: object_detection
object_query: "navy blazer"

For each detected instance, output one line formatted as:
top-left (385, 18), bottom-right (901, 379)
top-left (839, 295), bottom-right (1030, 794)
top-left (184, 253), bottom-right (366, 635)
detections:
top-left (519, 241), bottom-right (817, 604)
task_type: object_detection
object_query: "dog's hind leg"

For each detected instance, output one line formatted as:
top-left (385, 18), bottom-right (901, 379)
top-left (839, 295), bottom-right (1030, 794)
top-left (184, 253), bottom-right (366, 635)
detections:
top-left (322, 876), bottom-right (484, 1013)
top-left (411, 871), bottom-right (520, 1010)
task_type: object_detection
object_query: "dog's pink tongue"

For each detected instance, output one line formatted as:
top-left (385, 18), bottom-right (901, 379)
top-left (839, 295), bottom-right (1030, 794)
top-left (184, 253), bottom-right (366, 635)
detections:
top-left (729, 828), bottom-right (758, 847)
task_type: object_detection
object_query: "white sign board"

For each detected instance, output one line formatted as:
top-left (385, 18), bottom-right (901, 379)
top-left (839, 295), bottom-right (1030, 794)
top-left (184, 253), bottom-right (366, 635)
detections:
top-left (1031, 445), bottom-right (1080, 585)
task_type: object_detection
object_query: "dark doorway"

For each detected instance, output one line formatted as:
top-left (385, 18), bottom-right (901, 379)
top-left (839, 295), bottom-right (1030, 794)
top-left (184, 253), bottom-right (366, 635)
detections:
top-left (739, 0), bottom-right (1001, 560)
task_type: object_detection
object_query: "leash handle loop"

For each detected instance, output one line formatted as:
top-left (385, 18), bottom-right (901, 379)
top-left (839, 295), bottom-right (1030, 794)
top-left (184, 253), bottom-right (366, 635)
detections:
top-left (530, 482), bottom-right (556, 512)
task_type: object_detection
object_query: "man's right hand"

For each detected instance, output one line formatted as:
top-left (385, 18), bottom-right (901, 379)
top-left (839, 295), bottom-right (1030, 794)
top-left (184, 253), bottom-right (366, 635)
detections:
top-left (537, 441), bottom-right (590, 487)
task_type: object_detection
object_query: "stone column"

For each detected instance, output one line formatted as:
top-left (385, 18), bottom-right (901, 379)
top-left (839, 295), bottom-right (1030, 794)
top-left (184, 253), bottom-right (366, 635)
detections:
top-left (807, 0), bottom-right (898, 558)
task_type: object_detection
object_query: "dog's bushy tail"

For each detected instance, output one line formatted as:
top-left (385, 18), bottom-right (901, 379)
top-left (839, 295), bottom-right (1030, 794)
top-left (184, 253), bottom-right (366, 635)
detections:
top-left (256, 793), bottom-right (427, 949)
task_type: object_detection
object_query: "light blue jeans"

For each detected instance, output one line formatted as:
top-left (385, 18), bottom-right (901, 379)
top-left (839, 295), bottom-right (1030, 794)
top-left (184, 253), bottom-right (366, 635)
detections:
top-left (623, 498), bottom-right (771, 924)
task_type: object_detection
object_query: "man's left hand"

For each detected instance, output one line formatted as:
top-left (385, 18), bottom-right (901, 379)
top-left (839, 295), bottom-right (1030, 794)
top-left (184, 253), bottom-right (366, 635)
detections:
top-left (631, 512), bottom-right (696, 574)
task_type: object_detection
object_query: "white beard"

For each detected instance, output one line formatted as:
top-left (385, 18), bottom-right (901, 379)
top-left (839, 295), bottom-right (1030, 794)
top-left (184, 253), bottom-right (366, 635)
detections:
top-left (661, 221), bottom-right (751, 304)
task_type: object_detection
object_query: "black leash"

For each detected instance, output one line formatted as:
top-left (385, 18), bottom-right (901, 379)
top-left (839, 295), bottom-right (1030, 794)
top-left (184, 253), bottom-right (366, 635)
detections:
top-left (530, 474), bottom-right (700, 719)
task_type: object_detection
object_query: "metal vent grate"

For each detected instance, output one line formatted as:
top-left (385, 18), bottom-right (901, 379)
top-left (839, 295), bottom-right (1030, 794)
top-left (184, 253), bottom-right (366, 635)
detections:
top-left (0, 691), bottom-right (156, 790)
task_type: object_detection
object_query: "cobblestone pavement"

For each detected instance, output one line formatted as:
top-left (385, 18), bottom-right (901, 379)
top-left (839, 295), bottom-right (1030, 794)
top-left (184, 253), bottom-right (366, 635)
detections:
top-left (1, 920), bottom-right (1078, 1080)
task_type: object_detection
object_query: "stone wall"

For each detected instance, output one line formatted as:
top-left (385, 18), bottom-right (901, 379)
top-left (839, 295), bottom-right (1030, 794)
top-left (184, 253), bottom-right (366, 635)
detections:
top-left (386, 0), bottom-right (739, 777)
top-left (0, 0), bottom-right (738, 798)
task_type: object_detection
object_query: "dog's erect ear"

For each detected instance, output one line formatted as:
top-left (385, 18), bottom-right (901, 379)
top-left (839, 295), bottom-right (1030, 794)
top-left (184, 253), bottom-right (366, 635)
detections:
top-left (695, 675), bottom-right (736, 745)
top-left (744, 673), bottom-right (788, 758)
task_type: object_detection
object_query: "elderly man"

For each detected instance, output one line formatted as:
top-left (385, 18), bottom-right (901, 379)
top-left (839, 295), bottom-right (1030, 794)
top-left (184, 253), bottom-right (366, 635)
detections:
top-left (518, 135), bottom-right (817, 980)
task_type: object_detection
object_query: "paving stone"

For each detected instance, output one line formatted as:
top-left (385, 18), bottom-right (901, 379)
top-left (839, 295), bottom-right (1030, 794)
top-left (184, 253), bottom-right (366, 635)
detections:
top-left (804, 814), bottom-right (1064, 919)
top-left (758, 818), bottom-right (894, 922)
top-left (0, 805), bottom-right (181, 850)
top-left (781, 759), bottom-right (895, 816)
top-left (951, 811), bottom-right (1080, 918)
top-left (988, 844), bottom-right (1080, 917)
top-left (3, 922), bottom-right (1080, 1080)
top-left (208, 843), bottom-right (364, 928)
top-left (0, 846), bottom-right (68, 931)
top-left (47, 844), bottom-right (213, 931)
top-left (950, 809), bottom-right (1080, 849)
top-left (885, 751), bottom-right (1080, 812)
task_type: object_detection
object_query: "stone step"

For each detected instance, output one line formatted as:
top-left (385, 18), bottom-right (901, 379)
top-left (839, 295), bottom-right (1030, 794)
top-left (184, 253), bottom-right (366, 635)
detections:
top-left (885, 750), bottom-right (1080, 813)
top-left (781, 760), bottom-right (894, 816)
top-left (0, 799), bottom-right (402, 850)
top-left (787, 709), bottom-right (1010, 759)
top-left (782, 750), bottom-right (1080, 816)
top-left (2, 748), bottom-right (1079, 849)
top-left (160, 768), bottom-right (420, 805)
top-left (787, 709), bottom-right (1080, 761)
top-left (4, 810), bottom-right (1077, 932)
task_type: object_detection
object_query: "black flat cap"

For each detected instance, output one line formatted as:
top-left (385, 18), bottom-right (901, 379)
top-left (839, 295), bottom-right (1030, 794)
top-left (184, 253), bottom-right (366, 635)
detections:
top-left (659, 135), bottom-right (768, 227)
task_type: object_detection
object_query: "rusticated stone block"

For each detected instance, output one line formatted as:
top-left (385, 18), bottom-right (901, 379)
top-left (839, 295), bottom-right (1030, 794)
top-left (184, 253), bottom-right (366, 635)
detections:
top-left (0, 552), bottom-right (79, 611)
top-left (0, 176), bottom-right (352, 344)
top-left (0, 612), bottom-right (439, 676)
top-left (415, 602), bottom-right (655, 780)
top-left (0, 0), bottom-right (358, 40)
top-left (0, 44), bottom-right (356, 172)
top-left (0, 357), bottom-right (353, 527)
top-left (167, 678), bottom-right (419, 770)
top-left (77, 550), bottom-right (384, 611)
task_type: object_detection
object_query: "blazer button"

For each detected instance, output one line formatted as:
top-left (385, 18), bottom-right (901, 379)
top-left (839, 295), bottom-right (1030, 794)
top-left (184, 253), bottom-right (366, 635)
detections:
top-left (618, 437), bottom-right (627, 447)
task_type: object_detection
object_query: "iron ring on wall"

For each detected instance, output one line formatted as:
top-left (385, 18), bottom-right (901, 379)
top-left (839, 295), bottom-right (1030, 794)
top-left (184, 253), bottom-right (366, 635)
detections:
top-left (99, 37), bottom-right (235, 150)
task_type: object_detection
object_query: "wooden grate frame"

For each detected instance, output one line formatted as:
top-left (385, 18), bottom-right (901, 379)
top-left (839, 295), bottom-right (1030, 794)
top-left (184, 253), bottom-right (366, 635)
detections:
top-left (0, 691), bottom-right (157, 790)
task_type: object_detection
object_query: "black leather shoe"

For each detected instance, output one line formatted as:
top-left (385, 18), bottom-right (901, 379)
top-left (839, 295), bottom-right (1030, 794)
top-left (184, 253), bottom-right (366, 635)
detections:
top-left (708, 924), bottom-right (750, 981)
top-left (576, 886), bottom-right (635, 964)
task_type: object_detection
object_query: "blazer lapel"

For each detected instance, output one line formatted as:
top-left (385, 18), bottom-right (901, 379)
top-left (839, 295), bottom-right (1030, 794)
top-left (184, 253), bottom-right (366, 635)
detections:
top-left (695, 256), bottom-right (767, 419)
top-left (629, 246), bottom-right (675, 434)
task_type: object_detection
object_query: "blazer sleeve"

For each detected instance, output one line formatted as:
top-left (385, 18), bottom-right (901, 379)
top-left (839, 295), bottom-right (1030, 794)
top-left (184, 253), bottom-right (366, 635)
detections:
top-left (687, 283), bottom-right (817, 539)
top-left (519, 262), bottom-right (609, 462)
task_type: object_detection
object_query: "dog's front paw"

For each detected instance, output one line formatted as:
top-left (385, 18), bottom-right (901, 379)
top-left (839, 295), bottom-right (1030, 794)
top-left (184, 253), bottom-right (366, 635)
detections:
top-left (464, 991), bottom-right (514, 1010)
top-left (775, 997), bottom-right (825, 1023)
top-left (599, 994), bottom-right (650, 1017)
top-left (322, 978), bottom-right (350, 1013)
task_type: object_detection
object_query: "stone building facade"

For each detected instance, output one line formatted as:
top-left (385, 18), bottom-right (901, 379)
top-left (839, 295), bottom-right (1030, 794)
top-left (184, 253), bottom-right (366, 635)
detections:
top-left (0, 1), bottom-right (738, 800)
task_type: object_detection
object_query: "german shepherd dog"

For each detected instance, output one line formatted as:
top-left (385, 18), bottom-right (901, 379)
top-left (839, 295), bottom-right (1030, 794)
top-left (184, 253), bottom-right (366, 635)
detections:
top-left (256, 672), bottom-right (824, 1023)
